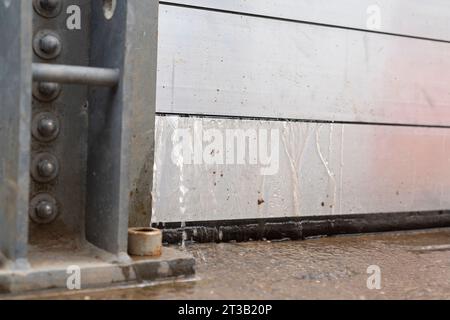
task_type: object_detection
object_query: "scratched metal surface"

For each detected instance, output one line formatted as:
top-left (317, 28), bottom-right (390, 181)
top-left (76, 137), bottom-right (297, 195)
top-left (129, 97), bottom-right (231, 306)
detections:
top-left (162, 0), bottom-right (450, 41)
top-left (152, 116), bottom-right (450, 223)
top-left (156, 4), bottom-right (450, 126)
top-left (153, 3), bottom-right (450, 223)
top-left (0, 0), bottom-right (32, 262)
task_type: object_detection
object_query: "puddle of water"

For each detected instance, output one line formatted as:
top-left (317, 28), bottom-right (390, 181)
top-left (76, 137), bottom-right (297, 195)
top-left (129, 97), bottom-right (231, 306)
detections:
top-left (36, 228), bottom-right (450, 300)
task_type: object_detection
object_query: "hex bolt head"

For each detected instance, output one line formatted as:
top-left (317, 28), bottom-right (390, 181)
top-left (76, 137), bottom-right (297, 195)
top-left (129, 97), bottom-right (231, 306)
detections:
top-left (37, 117), bottom-right (58, 138)
top-left (38, 159), bottom-right (57, 178)
top-left (35, 201), bottom-right (55, 220)
top-left (39, 34), bottom-right (60, 55)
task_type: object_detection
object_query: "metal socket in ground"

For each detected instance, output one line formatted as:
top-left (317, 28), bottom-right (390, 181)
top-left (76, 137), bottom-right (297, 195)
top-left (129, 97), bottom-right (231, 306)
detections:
top-left (33, 0), bottom-right (63, 18)
top-left (33, 30), bottom-right (62, 60)
top-left (128, 228), bottom-right (163, 257)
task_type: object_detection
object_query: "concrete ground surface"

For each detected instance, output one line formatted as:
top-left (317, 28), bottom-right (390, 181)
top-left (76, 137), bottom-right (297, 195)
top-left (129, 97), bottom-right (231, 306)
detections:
top-left (30, 228), bottom-right (450, 299)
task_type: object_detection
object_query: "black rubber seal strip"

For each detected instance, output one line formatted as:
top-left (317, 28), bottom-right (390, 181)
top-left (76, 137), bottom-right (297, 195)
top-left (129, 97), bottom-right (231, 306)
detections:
top-left (153, 211), bottom-right (450, 244)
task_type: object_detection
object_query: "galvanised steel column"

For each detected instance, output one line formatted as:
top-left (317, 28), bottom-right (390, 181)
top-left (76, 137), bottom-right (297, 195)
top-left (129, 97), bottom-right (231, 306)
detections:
top-left (0, 0), bottom-right (194, 295)
top-left (0, 0), bottom-right (33, 270)
top-left (86, 0), bottom-right (159, 254)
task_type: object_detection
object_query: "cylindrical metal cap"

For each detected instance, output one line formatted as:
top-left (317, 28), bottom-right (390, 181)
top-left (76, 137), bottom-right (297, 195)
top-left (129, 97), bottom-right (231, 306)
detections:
top-left (128, 228), bottom-right (163, 257)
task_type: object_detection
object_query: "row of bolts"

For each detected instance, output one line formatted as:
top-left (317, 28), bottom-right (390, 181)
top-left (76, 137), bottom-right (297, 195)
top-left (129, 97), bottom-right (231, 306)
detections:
top-left (32, 0), bottom-right (64, 223)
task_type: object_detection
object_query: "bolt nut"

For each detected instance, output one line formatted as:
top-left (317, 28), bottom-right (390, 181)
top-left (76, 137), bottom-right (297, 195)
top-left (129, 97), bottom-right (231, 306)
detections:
top-left (30, 194), bottom-right (59, 224)
top-left (32, 113), bottom-right (60, 142)
top-left (39, 34), bottom-right (60, 54)
top-left (39, 82), bottom-right (59, 96)
top-left (35, 201), bottom-right (56, 220)
top-left (31, 153), bottom-right (59, 183)
top-left (33, 30), bottom-right (62, 60)
top-left (38, 159), bottom-right (57, 178)
top-left (38, 117), bottom-right (58, 137)
top-left (33, 82), bottom-right (61, 102)
top-left (33, 0), bottom-right (62, 18)
top-left (40, 0), bottom-right (59, 11)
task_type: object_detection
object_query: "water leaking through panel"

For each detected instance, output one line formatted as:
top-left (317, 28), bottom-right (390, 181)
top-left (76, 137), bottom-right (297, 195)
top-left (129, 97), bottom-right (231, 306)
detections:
top-left (152, 116), bottom-right (450, 223)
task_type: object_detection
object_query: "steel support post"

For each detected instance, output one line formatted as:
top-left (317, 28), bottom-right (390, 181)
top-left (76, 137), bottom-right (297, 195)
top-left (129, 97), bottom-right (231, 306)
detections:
top-left (86, 0), bottom-right (159, 254)
top-left (0, 0), bottom-right (194, 295)
top-left (0, 0), bottom-right (32, 270)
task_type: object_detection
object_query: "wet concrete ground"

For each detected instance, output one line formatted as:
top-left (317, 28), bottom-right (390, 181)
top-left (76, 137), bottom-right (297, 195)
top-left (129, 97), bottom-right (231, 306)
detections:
top-left (43, 228), bottom-right (450, 299)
